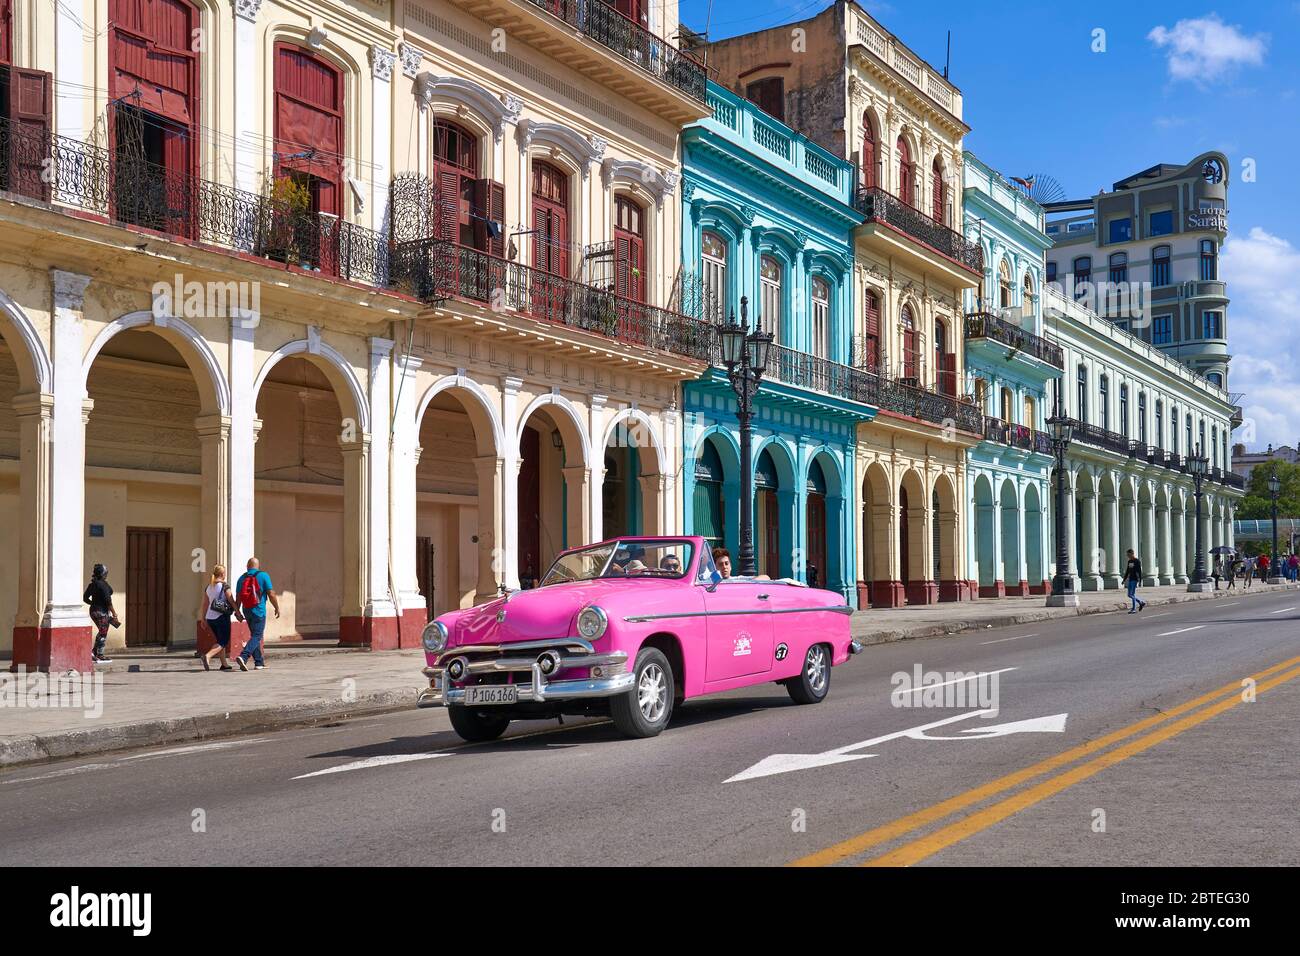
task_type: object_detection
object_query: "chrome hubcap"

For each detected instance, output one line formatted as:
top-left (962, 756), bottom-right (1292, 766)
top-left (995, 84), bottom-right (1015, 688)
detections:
top-left (637, 662), bottom-right (668, 722)
top-left (805, 646), bottom-right (828, 694)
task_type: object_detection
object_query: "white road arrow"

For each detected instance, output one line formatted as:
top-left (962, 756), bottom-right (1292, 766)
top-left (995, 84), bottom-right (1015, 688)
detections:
top-left (724, 710), bottom-right (1070, 783)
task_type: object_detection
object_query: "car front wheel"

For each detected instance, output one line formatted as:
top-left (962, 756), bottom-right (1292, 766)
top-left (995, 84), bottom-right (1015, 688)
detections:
top-left (448, 705), bottom-right (510, 743)
top-left (610, 647), bottom-right (674, 738)
top-left (786, 643), bottom-right (831, 705)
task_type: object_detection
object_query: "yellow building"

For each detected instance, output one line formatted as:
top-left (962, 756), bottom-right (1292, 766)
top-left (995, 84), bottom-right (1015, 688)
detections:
top-left (702, 1), bottom-right (983, 605)
top-left (0, 0), bottom-right (710, 669)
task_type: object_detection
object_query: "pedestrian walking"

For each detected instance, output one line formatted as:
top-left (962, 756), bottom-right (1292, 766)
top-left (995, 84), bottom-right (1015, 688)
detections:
top-left (1212, 556), bottom-right (1222, 590)
top-left (82, 563), bottom-right (119, 664)
top-left (233, 557), bottom-right (280, 671)
top-left (1258, 552), bottom-right (1270, 582)
top-left (199, 565), bottom-right (236, 671)
top-left (1290, 553), bottom-right (1299, 582)
top-left (1124, 548), bottom-right (1146, 613)
top-left (1243, 554), bottom-right (1255, 587)
top-left (1226, 556), bottom-right (1237, 589)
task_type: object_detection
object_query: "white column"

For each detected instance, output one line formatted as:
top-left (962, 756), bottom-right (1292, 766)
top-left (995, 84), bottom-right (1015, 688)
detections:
top-left (365, 337), bottom-right (397, 622)
top-left (589, 394), bottom-right (607, 542)
top-left (391, 356), bottom-right (424, 616)
top-left (232, 0), bottom-right (262, 195)
top-left (56, 0), bottom-right (90, 140)
top-left (369, 46), bottom-right (396, 232)
top-left (663, 406), bottom-right (680, 535)
top-left (1015, 481), bottom-right (1027, 587)
top-left (501, 376), bottom-right (523, 590)
top-left (43, 271), bottom-right (92, 637)
top-left (1158, 498), bottom-right (1174, 585)
top-left (228, 316), bottom-right (258, 572)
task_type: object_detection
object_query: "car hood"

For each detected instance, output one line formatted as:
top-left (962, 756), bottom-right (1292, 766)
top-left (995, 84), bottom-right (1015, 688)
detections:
top-left (451, 582), bottom-right (617, 647)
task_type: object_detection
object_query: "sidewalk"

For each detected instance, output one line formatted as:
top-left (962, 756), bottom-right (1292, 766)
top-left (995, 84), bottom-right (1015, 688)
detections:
top-left (2, 581), bottom-right (1292, 768)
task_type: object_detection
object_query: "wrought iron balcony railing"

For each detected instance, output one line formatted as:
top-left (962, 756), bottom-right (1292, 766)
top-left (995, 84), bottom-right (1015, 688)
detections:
top-left (853, 186), bottom-right (983, 274)
top-left (761, 343), bottom-right (880, 407)
top-left (391, 238), bottom-right (714, 363)
top-left (525, 0), bottom-right (708, 102)
top-left (873, 374), bottom-right (983, 434)
top-left (963, 311), bottom-right (1064, 369)
top-left (983, 417), bottom-right (1053, 454)
top-left (0, 116), bottom-right (389, 287)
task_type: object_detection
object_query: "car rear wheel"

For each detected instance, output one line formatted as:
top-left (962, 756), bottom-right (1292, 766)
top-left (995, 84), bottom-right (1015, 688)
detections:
top-left (448, 705), bottom-right (510, 743)
top-left (610, 647), bottom-right (674, 738)
top-left (786, 643), bottom-right (831, 705)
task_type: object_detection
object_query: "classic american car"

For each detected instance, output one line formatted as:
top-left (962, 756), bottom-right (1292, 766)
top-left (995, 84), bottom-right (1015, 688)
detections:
top-left (417, 536), bottom-right (861, 741)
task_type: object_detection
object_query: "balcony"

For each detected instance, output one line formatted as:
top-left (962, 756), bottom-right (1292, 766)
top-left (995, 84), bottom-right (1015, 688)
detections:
top-left (391, 238), bottom-right (714, 364)
top-left (441, 0), bottom-right (709, 122)
top-left (964, 311), bottom-right (1064, 369)
top-left (0, 117), bottom-right (389, 288)
top-left (983, 417), bottom-right (1052, 455)
top-left (853, 186), bottom-right (983, 277)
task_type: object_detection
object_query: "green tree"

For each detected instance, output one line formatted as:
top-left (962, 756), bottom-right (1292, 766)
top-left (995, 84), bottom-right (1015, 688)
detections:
top-left (1237, 461), bottom-right (1300, 521)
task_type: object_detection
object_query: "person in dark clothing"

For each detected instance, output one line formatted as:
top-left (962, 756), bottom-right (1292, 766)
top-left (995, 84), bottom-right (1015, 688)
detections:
top-left (1124, 549), bottom-right (1146, 613)
top-left (82, 563), bottom-right (118, 664)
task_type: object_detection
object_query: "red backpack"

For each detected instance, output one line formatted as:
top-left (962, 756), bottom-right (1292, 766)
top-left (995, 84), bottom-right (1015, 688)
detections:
top-left (238, 573), bottom-right (262, 610)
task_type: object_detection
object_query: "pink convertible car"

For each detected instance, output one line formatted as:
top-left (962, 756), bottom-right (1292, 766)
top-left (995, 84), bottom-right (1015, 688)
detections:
top-left (417, 536), bottom-right (861, 741)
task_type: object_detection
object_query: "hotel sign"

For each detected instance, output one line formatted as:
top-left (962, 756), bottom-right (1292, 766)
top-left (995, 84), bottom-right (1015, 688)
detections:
top-left (1187, 207), bottom-right (1227, 231)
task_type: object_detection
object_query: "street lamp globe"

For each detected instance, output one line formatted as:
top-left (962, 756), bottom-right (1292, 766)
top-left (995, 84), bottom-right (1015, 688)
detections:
top-left (1268, 474), bottom-right (1281, 495)
top-left (719, 311), bottom-right (745, 368)
top-left (749, 328), bottom-right (773, 377)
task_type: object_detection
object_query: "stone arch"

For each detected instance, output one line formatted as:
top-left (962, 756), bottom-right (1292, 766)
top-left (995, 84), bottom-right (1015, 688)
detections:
top-left (999, 477), bottom-right (1022, 592)
top-left (415, 73), bottom-right (520, 148)
top-left (0, 287), bottom-right (51, 392)
top-left (83, 310), bottom-right (230, 415)
top-left (931, 469), bottom-right (960, 593)
top-left (253, 337), bottom-right (369, 434)
top-left (973, 471), bottom-right (997, 592)
top-left (861, 459), bottom-right (896, 605)
top-left (601, 407), bottom-right (666, 477)
top-left (515, 391), bottom-right (591, 469)
top-left (601, 406), bottom-right (667, 538)
top-left (899, 467), bottom-right (928, 596)
top-left (415, 372), bottom-right (504, 457)
top-left (686, 424), bottom-right (740, 554)
top-left (1024, 481), bottom-right (1045, 591)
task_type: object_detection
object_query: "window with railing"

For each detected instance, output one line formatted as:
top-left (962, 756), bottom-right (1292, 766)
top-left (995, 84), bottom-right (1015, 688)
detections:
top-left (1118, 382), bottom-right (1127, 437)
top-left (1138, 391), bottom-right (1146, 444)
top-left (811, 276), bottom-right (830, 359)
top-left (1076, 364), bottom-right (1088, 422)
top-left (1200, 239), bottom-right (1217, 280)
top-left (760, 255), bottom-right (782, 342)
top-left (1153, 313), bottom-right (1172, 344)
top-left (1109, 251), bottom-right (1127, 284)
top-left (896, 135), bottom-right (914, 206)
top-left (1073, 256), bottom-right (1091, 299)
top-left (1202, 310), bottom-right (1223, 339)
top-left (860, 288), bottom-right (881, 370)
top-left (901, 305), bottom-right (919, 380)
top-left (701, 231), bottom-right (727, 322)
top-left (1100, 375), bottom-right (1110, 431)
top-left (1151, 244), bottom-right (1171, 286)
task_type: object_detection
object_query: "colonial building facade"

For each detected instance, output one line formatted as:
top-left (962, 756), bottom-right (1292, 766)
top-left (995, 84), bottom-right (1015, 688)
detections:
top-left (1045, 153), bottom-right (1232, 388)
top-left (961, 153), bottom-right (1062, 597)
top-left (679, 82), bottom-right (870, 602)
top-left (0, 0), bottom-right (712, 669)
top-left (1043, 286), bottom-right (1243, 591)
top-left (704, 1), bottom-right (984, 606)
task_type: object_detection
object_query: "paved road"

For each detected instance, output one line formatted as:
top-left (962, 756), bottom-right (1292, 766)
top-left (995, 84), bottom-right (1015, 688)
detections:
top-left (2, 588), bottom-right (1298, 866)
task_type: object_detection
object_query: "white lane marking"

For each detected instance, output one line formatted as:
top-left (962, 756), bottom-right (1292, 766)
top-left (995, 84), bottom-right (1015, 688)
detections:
top-left (292, 752), bottom-right (447, 779)
top-left (120, 739), bottom-right (267, 761)
top-left (1145, 612), bottom-right (1171, 618)
top-left (1218, 602), bottom-right (1239, 607)
top-left (899, 667), bottom-right (1016, 693)
top-left (1269, 607), bottom-right (1296, 614)
top-left (726, 708), bottom-right (1071, 783)
top-left (1157, 625), bottom-right (1206, 636)
top-left (3, 763), bottom-right (116, 784)
top-left (979, 634), bottom-right (1037, 646)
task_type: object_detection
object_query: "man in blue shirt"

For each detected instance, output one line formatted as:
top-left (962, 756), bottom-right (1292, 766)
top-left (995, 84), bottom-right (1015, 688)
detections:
top-left (233, 557), bottom-right (280, 671)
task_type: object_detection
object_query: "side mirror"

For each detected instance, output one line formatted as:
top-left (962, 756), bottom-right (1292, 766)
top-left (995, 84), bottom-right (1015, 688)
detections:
top-left (705, 569), bottom-right (723, 592)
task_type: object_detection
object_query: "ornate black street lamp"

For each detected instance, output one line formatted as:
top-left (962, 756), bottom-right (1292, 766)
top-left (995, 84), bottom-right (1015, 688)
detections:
top-left (1187, 447), bottom-right (1211, 592)
top-left (1268, 471), bottom-right (1283, 584)
top-left (718, 295), bottom-right (773, 578)
top-left (1045, 408), bottom-right (1079, 607)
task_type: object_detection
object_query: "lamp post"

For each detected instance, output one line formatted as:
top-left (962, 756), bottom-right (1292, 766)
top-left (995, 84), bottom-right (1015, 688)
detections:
top-left (1045, 406), bottom-right (1079, 607)
top-left (718, 296), bottom-right (773, 578)
top-left (1186, 447), bottom-right (1212, 592)
top-left (1267, 471), bottom-right (1283, 584)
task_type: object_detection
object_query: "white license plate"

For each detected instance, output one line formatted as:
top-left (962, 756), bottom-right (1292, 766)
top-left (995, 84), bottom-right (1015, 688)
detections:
top-left (463, 685), bottom-right (518, 706)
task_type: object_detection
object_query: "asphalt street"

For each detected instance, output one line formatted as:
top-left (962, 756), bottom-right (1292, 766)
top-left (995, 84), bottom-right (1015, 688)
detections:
top-left (2, 588), bottom-right (1298, 866)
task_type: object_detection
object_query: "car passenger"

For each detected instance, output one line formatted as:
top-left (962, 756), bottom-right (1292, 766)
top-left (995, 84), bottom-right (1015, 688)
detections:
top-left (712, 547), bottom-right (732, 579)
top-left (659, 554), bottom-right (682, 574)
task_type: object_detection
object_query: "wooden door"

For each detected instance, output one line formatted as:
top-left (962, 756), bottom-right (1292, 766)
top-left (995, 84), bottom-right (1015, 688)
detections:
top-left (761, 489), bottom-right (780, 577)
top-left (126, 527), bottom-right (171, 646)
top-left (807, 492), bottom-right (827, 589)
top-left (898, 487), bottom-right (910, 586)
top-left (416, 536), bottom-right (436, 620)
top-left (518, 427), bottom-right (541, 587)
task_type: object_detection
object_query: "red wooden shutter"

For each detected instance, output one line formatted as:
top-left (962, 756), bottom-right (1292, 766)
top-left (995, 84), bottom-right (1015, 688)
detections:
top-left (904, 329), bottom-right (918, 379)
top-left (487, 181), bottom-right (505, 258)
top-left (7, 67), bottom-right (52, 201)
top-left (939, 352), bottom-right (956, 396)
top-left (1, 0), bottom-right (13, 65)
top-left (436, 169), bottom-right (461, 242)
top-left (614, 233), bottom-right (631, 298)
top-left (932, 165), bottom-right (943, 221)
top-left (161, 120), bottom-right (194, 235)
top-left (553, 205), bottom-right (569, 279)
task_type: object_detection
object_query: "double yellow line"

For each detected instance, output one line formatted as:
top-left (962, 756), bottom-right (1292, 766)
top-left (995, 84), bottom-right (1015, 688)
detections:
top-left (791, 653), bottom-right (1300, 867)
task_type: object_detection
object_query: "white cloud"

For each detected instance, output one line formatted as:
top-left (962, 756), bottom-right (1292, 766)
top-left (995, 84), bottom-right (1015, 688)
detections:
top-left (1147, 14), bottom-right (1267, 86)
top-left (1221, 227), bottom-right (1300, 450)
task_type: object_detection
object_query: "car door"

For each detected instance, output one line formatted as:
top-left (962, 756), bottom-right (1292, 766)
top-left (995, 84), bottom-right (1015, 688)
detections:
top-left (703, 581), bottom-right (775, 683)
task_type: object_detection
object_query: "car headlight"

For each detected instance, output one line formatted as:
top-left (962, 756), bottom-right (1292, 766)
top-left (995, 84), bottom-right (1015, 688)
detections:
top-left (576, 606), bottom-right (608, 641)
top-left (422, 620), bottom-right (449, 653)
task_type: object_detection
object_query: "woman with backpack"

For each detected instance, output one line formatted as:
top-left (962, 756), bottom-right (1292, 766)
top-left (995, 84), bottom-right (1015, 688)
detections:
top-left (82, 563), bottom-right (118, 664)
top-left (200, 565), bottom-right (237, 671)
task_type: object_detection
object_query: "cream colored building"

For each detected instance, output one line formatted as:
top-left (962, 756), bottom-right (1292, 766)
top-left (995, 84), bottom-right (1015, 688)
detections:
top-left (703, 1), bottom-right (984, 606)
top-left (0, 0), bottom-right (710, 669)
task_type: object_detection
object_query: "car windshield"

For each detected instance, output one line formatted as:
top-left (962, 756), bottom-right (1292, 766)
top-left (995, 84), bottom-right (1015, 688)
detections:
top-left (539, 540), bottom-right (693, 586)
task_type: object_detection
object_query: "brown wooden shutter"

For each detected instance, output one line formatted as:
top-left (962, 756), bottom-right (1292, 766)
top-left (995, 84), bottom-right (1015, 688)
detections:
top-left (7, 67), bottom-right (52, 201)
top-left (471, 178), bottom-right (506, 257)
top-left (435, 169), bottom-right (460, 242)
top-left (939, 352), bottom-right (956, 396)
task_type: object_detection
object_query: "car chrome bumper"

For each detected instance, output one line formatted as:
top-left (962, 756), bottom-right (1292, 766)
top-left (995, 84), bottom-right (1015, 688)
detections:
top-left (417, 661), bottom-right (635, 708)
top-left (848, 640), bottom-right (864, 655)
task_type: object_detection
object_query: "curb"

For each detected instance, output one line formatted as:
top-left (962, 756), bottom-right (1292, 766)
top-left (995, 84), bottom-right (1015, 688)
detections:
top-left (850, 583), bottom-right (1298, 646)
top-left (0, 688), bottom-right (421, 769)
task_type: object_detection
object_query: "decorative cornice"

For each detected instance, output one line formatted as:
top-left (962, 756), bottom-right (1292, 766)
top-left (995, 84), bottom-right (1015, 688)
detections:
top-left (516, 118), bottom-right (605, 177)
top-left (415, 73), bottom-right (521, 142)
top-left (50, 269), bottom-right (91, 311)
top-left (600, 158), bottom-right (679, 208)
top-left (398, 41), bottom-right (422, 79)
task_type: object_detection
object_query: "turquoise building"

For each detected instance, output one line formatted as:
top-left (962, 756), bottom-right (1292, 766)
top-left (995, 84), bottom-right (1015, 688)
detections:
top-left (961, 152), bottom-right (1064, 595)
top-left (680, 82), bottom-right (873, 603)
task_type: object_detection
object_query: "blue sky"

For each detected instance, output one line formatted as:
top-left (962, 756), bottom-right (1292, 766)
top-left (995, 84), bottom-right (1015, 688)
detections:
top-left (681, 0), bottom-right (1299, 452)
